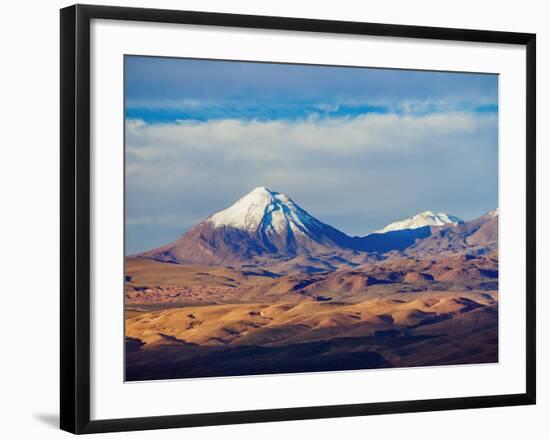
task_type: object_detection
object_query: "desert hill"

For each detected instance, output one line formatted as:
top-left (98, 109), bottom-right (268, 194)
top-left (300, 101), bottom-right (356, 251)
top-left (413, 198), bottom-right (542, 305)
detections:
top-left (125, 251), bottom-right (498, 306)
top-left (126, 289), bottom-right (497, 380)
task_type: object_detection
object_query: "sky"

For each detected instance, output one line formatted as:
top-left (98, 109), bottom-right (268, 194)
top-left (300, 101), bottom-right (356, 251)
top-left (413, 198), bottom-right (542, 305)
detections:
top-left (125, 55), bottom-right (498, 254)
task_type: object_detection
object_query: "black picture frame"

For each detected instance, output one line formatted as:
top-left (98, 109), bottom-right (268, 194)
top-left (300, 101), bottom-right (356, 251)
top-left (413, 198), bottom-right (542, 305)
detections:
top-left (60, 4), bottom-right (536, 434)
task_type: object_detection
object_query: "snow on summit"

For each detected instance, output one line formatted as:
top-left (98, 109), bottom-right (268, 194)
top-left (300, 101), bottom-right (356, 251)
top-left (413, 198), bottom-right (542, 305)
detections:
top-left (208, 187), bottom-right (314, 235)
top-left (140, 187), bottom-right (496, 265)
top-left (371, 211), bottom-right (464, 235)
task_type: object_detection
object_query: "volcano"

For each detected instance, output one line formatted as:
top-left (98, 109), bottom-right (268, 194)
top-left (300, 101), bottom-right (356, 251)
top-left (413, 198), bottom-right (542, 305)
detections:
top-left (139, 187), bottom-right (497, 265)
top-left (141, 187), bottom-right (357, 265)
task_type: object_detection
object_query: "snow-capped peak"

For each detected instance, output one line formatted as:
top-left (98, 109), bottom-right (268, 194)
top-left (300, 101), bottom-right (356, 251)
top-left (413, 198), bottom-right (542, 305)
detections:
top-left (487, 208), bottom-right (499, 218)
top-left (370, 210), bottom-right (464, 235)
top-left (208, 187), bottom-right (315, 235)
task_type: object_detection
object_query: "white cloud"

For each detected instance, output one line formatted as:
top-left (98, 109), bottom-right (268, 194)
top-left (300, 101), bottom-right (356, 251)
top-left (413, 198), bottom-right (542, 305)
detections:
top-left (126, 112), bottom-right (495, 160)
top-left (125, 112), bottom-right (498, 239)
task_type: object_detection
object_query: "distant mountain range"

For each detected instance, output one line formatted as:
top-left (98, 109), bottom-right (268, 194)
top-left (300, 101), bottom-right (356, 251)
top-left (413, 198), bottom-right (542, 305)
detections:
top-left (405, 208), bottom-right (498, 256)
top-left (140, 187), bottom-right (498, 266)
top-left (368, 211), bottom-right (464, 235)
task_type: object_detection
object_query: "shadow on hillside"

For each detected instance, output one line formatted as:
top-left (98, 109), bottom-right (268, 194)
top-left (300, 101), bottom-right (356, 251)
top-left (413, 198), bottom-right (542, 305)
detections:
top-left (357, 226), bottom-right (432, 253)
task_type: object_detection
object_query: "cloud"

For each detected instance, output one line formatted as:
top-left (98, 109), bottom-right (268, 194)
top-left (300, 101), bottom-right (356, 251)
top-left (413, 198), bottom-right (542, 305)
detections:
top-left (125, 112), bottom-right (498, 249)
top-left (125, 56), bottom-right (498, 107)
top-left (126, 112), bottom-right (494, 159)
top-left (125, 56), bottom-right (498, 125)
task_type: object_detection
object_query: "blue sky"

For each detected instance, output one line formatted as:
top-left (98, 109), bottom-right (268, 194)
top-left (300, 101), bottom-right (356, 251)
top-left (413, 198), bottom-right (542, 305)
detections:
top-left (125, 55), bottom-right (498, 254)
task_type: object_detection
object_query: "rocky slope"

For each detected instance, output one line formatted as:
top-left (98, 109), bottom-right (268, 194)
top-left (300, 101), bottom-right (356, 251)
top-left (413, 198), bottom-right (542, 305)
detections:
top-left (406, 209), bottom-right (498, 256)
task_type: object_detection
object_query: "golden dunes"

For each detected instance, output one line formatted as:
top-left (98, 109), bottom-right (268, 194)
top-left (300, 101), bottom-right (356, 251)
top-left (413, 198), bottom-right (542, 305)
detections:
top-left (125, 255), bottom-right (498, 379)
top-left (126, 290), bottom-right (496, 348)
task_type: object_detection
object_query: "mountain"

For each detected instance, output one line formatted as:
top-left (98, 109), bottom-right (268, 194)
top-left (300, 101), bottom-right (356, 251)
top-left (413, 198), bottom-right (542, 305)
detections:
top-left (370, 211), bottom-right (464, 234)
top-left (141, 187), bottom-right (357, 265)
top-left (139, 187), bottom-right (497, 266)
top-left (355, 210), bottom-right (464, 253)
top-left (406, 209), bottom-right (498, 256)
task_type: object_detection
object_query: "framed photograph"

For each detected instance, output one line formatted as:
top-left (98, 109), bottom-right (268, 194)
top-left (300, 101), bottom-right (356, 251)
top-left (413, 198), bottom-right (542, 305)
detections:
top-left (60, 4), bottom-right (536, 434)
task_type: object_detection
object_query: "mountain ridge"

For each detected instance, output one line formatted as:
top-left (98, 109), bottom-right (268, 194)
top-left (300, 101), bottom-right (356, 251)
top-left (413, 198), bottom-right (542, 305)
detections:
top-left (369, 211), bottom-right (464, 235)
top-left (139, 187), bottom-right (497, 266)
